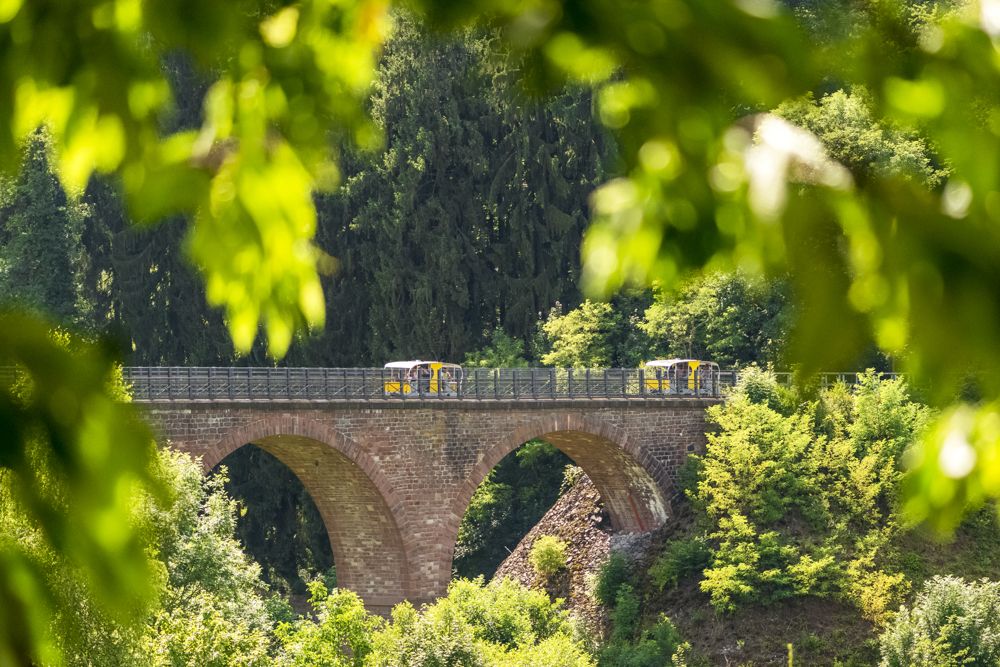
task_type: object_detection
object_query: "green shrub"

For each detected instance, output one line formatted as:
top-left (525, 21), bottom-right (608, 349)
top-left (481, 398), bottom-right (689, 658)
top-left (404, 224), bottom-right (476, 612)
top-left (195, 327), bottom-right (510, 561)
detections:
top-left (787, 552), bottom-right (840, 596)
top-left (650, 537), bottom-right (711, 590)
top-left (367, 577), bottom-right (595, 667)
top-left (531, 536), bottom-right (569, 578)
top-left (599, 614), bottom-right (689, 667)
top-left (732, 365), bottom-right (793, 414)
top-left (485, 634), bottom-right (598, 667)
top-left (880, 576), bottom-right (1000, 667)
top-left (847, 565), bottom-right (909, 626)
top-left (281, 577), bottom-right (597, 666)
top-left (446, 577), bottom-right (567, 648)
top-left (676, 455), bottom-right (703, 499)
top-left (275, 584), bottom-right (381, 667)
top-left (265, 594), bottom-right (296, 625)
top-left (560, 464), bottom-right (585, 493)
top-left (594, 552), bottom-right (633, 606)
top-left (609, 584), bottom-right (642, 643)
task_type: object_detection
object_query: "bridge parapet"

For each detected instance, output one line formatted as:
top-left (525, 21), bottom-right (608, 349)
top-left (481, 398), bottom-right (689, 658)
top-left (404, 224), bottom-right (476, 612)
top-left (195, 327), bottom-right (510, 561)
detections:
top-left (121, 367), bottom-right (901, 403)
top-left (123, 366), bottom-right (736, 402)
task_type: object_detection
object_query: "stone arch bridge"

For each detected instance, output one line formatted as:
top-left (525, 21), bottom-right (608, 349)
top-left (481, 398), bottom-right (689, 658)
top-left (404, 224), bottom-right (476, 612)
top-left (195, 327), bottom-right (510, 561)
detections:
top-left (128, 367), bottom-right (723, 613)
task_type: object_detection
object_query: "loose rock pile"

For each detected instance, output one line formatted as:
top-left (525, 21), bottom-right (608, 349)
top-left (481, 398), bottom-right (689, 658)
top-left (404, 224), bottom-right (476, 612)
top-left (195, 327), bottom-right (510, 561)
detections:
top-left (492, 469), bottom-right (613, 634)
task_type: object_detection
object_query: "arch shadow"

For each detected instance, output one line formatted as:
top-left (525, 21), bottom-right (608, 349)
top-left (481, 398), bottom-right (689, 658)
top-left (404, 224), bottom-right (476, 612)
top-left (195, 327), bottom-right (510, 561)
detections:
top-left (447, 414), bottom-right (673, 565)
top-left (204, 415), bottom-right (411, 609)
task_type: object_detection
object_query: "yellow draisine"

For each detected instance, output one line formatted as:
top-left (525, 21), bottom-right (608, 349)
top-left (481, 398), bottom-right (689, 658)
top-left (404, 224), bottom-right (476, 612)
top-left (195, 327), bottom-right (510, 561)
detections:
top-left (643, 359), bottom-right (719, 395)
top-left (383, 360), bottom-right (464, 396)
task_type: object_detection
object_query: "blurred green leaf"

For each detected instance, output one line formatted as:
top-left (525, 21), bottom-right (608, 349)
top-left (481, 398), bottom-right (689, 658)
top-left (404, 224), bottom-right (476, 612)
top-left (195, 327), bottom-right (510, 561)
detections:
top-left (0, 314), bottom-right (161, 664)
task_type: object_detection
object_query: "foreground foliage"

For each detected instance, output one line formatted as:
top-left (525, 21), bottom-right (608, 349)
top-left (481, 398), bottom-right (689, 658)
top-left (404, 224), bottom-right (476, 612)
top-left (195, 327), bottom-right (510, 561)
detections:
top-left (0, 427), bottom-right (287, 667)
top-left (0, 327), bottom-right (158, 666)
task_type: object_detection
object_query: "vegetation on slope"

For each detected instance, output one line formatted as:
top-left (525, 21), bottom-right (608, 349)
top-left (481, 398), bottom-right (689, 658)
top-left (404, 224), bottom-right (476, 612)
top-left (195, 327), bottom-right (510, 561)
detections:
top-left (572, 370), bottom-right (1000, 666)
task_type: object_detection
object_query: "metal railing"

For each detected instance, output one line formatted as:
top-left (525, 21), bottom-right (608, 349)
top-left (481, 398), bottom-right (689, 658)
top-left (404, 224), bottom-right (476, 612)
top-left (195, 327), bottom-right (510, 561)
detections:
top-left (121, 367), bottom-right (732, 402)
top-left (771, 371), bottom-right (901, 388)
top-left (118, 367), bottom-right (902, 403)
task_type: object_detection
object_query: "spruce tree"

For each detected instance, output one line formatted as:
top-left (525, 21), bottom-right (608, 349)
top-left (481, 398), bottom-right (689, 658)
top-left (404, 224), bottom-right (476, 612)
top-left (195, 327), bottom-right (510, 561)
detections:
top-left (0, 135), bottom-right (88, 325)
top-left (362, 18), bottom-right (493, 362)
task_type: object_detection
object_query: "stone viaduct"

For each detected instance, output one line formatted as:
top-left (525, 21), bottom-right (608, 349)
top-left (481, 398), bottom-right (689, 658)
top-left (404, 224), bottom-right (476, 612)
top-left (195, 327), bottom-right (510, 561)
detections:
top-left (129, 367), bottom-right (720, 613)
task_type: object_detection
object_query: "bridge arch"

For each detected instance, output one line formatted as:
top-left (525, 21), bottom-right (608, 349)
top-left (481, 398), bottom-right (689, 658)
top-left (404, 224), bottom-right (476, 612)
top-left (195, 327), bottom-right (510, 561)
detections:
top-left (203, 415), bottom-right (411, 611)
top-left (447, 414), bottom-right (673, 565)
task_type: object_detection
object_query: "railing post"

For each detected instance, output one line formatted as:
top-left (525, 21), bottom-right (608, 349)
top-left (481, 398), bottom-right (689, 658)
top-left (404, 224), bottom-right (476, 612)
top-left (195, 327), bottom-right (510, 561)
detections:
top-left (362, 368), bottom-right (367, 400)
top-left (513, 369), bottom-right (519, 400)
top-left (550, 368), bottom-right (556, 400)
top-left (567, 368), bottom-right (573, 398)
top-left (639, 369), bottom-right (645, 396)
top-left (621, 369), bottom-right (626, 397)
top-left (586, 369), bottom-right (591, 398)
top-left (493, 368), bottom-right (498, 400)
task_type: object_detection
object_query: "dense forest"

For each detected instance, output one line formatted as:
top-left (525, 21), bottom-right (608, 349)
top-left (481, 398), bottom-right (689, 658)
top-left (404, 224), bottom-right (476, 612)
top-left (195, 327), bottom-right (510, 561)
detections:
top-left (5, 2), bottom-right (1000, 666)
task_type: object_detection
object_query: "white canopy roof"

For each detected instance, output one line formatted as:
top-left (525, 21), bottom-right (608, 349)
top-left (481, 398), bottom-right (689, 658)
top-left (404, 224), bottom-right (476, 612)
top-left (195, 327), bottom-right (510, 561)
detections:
top-left (384, 360), bottom-right (424, 369)
top-left (383, 360), bottom-right (462, 370)
top-left (644, 359), bottom-right (719, 368)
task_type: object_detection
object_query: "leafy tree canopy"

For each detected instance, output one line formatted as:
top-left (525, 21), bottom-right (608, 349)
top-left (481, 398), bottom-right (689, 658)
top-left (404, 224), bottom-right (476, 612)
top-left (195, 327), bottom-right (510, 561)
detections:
top-left (640, 272), bottom-right (791, 366)
top-left (464, 328), bottom-right (530, 368)
top-left (275, 577), bottom-right (594, 666)
top-left (677, 370), bottom-right (928, 622)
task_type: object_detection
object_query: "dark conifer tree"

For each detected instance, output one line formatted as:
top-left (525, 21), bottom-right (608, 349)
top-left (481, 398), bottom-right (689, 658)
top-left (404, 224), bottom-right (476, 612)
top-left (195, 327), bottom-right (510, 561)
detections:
top-left (482, 67), bottom-right (614, 347)
top-left (360, 19), bottom-right (494, 362)
top-left (81, 181), bottom-right (235, 365)
top-left (0, 135), bottom-right (88, 325)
